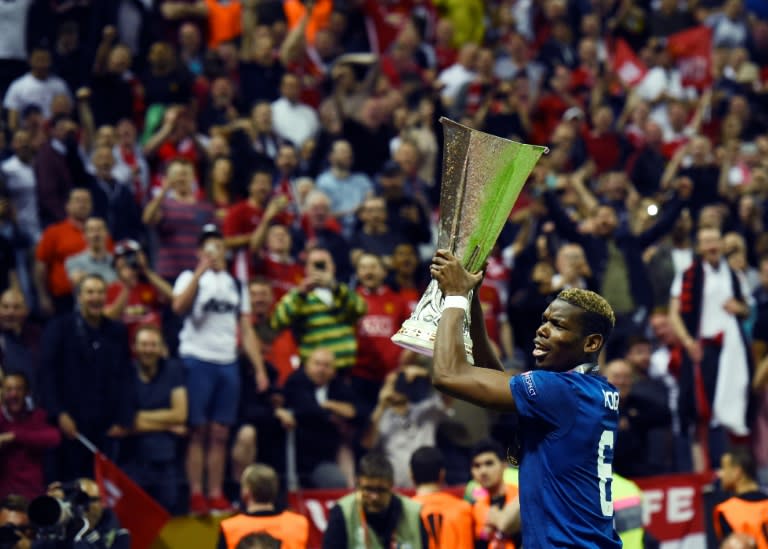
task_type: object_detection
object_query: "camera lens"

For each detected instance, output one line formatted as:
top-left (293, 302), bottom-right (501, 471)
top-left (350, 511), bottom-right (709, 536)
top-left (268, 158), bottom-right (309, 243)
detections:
top-left (28, 496), bottom-right (67, 527)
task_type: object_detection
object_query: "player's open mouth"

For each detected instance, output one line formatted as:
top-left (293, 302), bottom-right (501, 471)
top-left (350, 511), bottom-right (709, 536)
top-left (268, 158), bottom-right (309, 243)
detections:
top-left (532, 340), bottom-right (549, 358)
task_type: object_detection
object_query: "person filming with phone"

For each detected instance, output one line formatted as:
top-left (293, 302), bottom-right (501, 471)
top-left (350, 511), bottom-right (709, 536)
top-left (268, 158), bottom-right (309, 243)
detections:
top-left (271, 247), bottom-right (367, 370)
top-left (172, 225), bottom-right (268, 515)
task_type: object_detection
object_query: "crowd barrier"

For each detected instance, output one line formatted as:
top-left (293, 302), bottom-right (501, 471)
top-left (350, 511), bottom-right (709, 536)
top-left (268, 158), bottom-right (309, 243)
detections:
top-left (146, 472), bottom-right (715, 549)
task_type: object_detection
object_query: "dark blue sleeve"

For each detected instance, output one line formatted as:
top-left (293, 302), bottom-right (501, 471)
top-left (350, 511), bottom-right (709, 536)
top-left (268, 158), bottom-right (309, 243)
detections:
top-left (165, 359), bottom-right (185, 389)
top-left (322, 505), bottom-right (348, 549)
top-left (510, 371), bottom-right (577, 430)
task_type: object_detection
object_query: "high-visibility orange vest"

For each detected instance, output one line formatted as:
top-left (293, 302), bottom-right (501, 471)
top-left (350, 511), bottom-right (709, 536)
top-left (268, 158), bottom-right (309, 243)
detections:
top-left (472, 485), bottom-right (519, 549)
top-left (220, 511), bottom-right (309, 549)
top-left (206, 0), bottom-right (242, 48)
top-left (283, 0), bottom-right (332, 46)
top-left (413, 491), bottom-right (474, 549)
top-left (713, 495), bottom-right (768, 549)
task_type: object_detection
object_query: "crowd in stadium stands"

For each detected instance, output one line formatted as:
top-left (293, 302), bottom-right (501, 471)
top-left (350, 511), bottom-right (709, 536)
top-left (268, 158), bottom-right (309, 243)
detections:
top-left (0, 0), bottom-right (768, 546)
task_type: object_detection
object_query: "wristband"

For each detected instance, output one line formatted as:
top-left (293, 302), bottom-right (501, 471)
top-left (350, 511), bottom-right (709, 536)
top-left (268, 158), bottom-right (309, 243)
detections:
top-left (443, 295), bottom-right (469, 311)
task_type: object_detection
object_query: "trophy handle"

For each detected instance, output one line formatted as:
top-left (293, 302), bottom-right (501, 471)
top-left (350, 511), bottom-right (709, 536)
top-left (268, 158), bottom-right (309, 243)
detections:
top-left (390, 279), bottom-right (475, 363)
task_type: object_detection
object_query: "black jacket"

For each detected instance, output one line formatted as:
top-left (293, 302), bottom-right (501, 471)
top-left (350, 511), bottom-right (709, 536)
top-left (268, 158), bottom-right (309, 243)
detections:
top-left (87, 176), bottom-right (144, 243)
top-left (40, 313), bottom-right (135, 433)
top-left (283, 369), bottom-right (356, 478)
top-left (544, 191), bottom-right (687, 315)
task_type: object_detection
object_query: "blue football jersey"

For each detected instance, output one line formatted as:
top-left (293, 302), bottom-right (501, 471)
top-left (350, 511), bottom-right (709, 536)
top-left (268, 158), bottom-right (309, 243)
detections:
top-left (509, 369), bottom-right (623, 548)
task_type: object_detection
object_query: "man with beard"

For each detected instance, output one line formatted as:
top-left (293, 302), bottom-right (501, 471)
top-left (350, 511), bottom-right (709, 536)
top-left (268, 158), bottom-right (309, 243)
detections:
top-left (316, 139), bottom-right (373, 237)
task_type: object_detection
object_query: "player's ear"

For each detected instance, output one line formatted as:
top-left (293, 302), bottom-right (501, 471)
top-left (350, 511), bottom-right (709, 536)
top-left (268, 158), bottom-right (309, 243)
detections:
top-left (583, 333), bottom-right (603, 355)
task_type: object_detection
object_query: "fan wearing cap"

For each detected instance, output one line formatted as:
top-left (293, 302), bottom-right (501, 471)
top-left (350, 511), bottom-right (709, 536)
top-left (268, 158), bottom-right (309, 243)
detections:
top-left (172, 224), bottom-right (268, 515)
top-left (104, 240), bottom-right (173, 342)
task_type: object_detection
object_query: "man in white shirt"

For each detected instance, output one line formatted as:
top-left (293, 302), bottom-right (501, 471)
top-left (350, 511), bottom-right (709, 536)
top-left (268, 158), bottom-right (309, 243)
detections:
top-left (270, 73), bottom-right (319, 148)
top-left (437, 43), bottom-right (478, 107)
top-left (635, 49), bottom-right (697, 131)
top-left (2, 129), bottom-right (40, 242)
top-left (669, 226), bottom-right (752, 469)
top-left (0, 0), bottom-right (34, 93)
top-left (3, 47), bottom-right (70, 131)
top-left (172, 224), bottom-right (268, 515)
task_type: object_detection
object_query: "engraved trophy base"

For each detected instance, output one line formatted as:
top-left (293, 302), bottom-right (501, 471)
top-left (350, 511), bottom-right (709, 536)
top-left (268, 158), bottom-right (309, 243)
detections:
top-left (390, 279), bottom-right (475, 364)
top-left (390, 118), bottom-right (547, 363)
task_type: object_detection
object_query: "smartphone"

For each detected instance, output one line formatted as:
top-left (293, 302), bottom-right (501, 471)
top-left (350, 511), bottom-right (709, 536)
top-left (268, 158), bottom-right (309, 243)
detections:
top-left (204, 242), bottom-right (219, 257)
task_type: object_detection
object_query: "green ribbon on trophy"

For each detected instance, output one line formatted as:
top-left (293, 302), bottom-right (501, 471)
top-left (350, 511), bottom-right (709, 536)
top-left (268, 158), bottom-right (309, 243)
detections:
top-left (391, 118), bottom-right (548, 362)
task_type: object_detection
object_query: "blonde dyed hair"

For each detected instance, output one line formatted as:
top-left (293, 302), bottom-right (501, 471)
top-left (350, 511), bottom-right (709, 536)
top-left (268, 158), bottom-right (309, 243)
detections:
top-left (556, 288), bottom-right (616, 340)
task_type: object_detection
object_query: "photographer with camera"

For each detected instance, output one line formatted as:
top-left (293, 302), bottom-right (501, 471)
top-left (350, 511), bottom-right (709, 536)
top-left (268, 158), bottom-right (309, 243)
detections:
top-left (28, 479), bottom-right (129, 549)
top-left (104, 241), bottom-right (173, 342)
top-left (0, 495), bottom-right (32, 549)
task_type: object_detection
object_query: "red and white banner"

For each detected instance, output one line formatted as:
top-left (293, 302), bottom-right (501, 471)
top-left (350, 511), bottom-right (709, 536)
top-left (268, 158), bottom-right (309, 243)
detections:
top-left (635, 473), bottom-right (711, 549)
top-left (94, 452), bottom-right (171, 549)
top-left (611, 39), bottom-right (648, 86)
top-left (288, 475), bottom-right (712, 549)
top-left (667, 26), bottom-right (714, 90)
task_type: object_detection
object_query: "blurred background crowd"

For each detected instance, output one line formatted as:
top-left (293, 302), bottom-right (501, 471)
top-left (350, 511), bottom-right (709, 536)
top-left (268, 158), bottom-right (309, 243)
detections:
top-left (0, 0), bottom-right (767, 544)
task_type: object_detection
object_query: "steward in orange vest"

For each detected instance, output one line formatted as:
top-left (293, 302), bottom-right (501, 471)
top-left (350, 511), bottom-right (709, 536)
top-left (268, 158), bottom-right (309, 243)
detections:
top-left (713, 448), bottom-right (768, 549)
top-left (470, 440), bottom-right (519, 549)
top-left (410, 446), bottom-right (474, 549)
top-left (217, 463), bottom-right (309, 549)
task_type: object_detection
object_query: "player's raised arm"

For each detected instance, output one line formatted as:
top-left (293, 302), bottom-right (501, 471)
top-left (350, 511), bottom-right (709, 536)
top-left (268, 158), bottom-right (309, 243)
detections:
top-left (430, 250), bottom-right (517, 411)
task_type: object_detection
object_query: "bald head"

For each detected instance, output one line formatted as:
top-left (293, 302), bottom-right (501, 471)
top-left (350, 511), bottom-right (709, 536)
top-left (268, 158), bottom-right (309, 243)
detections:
top-left (305, 347), bottom-right (336, 386)
top-left (604, 359), bottom-right (632, 398)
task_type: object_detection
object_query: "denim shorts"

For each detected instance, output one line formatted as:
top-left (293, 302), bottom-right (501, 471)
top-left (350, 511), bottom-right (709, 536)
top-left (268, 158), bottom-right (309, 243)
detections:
top-left (182, 356), bottom-right (240, 426)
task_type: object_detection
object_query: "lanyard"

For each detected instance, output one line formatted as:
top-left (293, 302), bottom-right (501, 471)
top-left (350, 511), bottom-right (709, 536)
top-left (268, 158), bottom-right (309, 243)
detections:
top-left (357, 493), bottom-right (399, 549)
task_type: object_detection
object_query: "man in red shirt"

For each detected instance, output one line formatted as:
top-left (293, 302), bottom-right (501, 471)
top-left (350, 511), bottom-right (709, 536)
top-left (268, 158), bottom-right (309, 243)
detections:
top-left (532, 65), bottom-right (582, 145)
top-left (351, 253), bottom-right (411, 416)
top-left (144, 107), bottom-right (203, 194)
top-left (582, 105), bottom-right (627, 175)
top-left (222, 169), bottom-right (290, 281)
top-left (34, 188), bottom-right (92, 316)
top-left (253, 224), bottom-right (303, 304)
top-left (104, 240), bottom-right (174, 343)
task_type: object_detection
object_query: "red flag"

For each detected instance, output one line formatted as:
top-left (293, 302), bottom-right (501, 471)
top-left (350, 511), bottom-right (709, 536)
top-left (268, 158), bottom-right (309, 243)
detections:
top-left (667, 26), bottom-right (713, 90)
top-left (611, 39), bottom-right (648, 86)
top-left (94, 452), bottom-right (171, 549)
